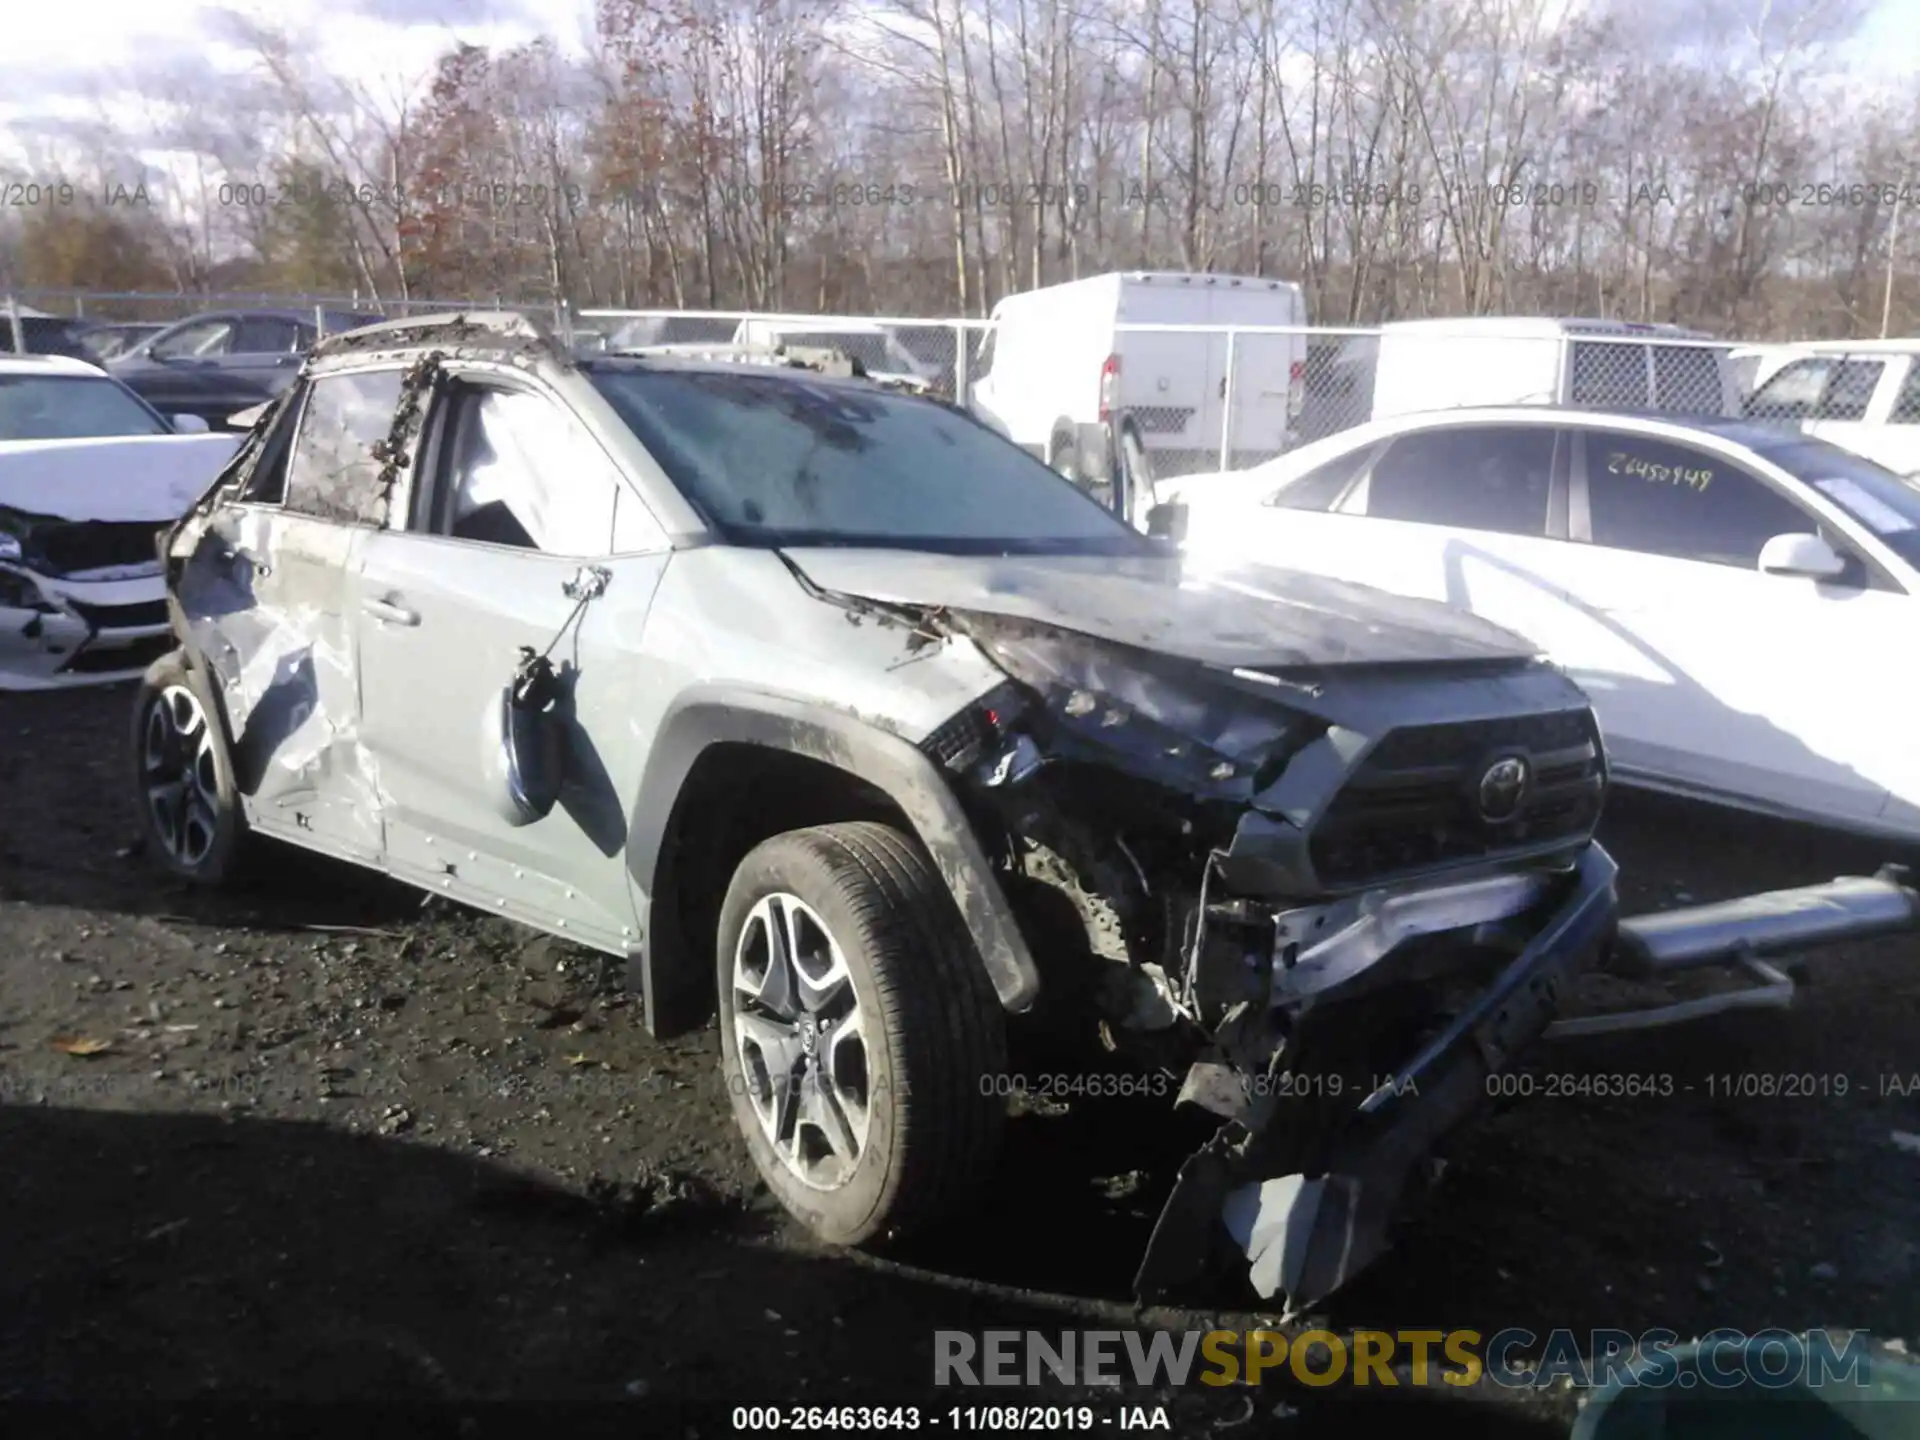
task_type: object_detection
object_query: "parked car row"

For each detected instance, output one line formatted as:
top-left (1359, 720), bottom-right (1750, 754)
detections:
top-left (6, 305), bottom-right (380, 428)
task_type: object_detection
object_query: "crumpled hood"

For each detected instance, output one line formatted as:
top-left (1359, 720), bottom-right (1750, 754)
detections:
top-left (0, 433), bottom-right (242, 524)
top-left (779, 547), bottom-right (1539, 669)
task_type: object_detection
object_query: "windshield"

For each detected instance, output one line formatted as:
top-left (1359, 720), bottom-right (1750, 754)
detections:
top-left (590, 366), bottom-right (1151, 554)
top-left (1758, 436), bottom-right (1920, 570)
top-left (0, 374), bottom-right (170, 440)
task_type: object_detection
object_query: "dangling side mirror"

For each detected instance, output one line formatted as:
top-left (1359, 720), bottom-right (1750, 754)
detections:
top-left (484, 648), bottom-right (567, 826)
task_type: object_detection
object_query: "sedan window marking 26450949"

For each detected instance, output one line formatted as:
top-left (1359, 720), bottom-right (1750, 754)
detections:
top-left (1606, 449), bottom-right (1714, 492)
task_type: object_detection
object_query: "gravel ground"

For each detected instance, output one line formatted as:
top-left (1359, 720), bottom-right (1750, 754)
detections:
top-left (3, 681), bottom-right (1918, 1437)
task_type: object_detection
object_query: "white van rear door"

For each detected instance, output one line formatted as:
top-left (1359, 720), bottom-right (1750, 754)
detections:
top-left (1116, 280), bottom-right (1214, 456)
top-left (1211, 283), bottom-right (1303, 460)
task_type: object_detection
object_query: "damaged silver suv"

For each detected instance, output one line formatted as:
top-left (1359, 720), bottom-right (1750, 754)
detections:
top-left (134, 312), bottom-right (1920, 1311)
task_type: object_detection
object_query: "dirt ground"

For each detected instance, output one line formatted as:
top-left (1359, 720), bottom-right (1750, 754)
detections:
top-left (3, 681), bottom-right (1918, 1437)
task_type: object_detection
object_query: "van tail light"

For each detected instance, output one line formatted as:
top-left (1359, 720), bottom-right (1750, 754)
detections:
top-left (1288, 359), bottom-right (1306, 420)
top-left (1099, 353), bottom-right (1120, 422)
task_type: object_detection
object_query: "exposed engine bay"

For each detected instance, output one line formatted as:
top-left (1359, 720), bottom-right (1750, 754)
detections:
top-left (867, 600), bottom-right (1914, 1314)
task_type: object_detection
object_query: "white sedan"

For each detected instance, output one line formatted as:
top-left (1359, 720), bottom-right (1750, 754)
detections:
top-left (1, 355), bottom-right (241, 689)
top-left (1158, 406), bottom-right (1920, 841)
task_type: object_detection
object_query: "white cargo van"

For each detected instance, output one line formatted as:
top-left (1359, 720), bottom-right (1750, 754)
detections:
top-left (1368, 317), bottom-right (1739, 422)
top-left (966, 272), bottom-right (1309, 485)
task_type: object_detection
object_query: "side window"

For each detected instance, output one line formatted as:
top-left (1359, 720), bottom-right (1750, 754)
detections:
top-left (283, 369), bottom-right (405, 525)
top-left (1360, 426), bottom-right (1556, 537)
top-left (1817, 358), bottom-right (1883, 420)
top-left (152, 318), bottom-right (236, 360)
top-left (1887, 362), bottom-right (1920, 424)
top-left (229, 317), bottom-right (305, 354)
top-left (1584, 433), bottom-right (1811, 567)
top-left (1266, 444), bottom-right (1373, 511)
top-left (974, 326), bottom-right (997, 374)
top-left (237, 389), bottom-right (308, 505)
top-left (421, 384), bottom-right (617, 556)
top-left (1745, 358), bottom-right (1829, 420)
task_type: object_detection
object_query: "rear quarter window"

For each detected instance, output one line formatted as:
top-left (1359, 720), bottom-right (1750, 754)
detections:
top-left (283, 370), bottom-right (405, 525)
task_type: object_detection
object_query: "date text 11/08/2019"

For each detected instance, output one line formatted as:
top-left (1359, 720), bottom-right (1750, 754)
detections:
top-left (730, 1406), bottom-right (1171, 1431)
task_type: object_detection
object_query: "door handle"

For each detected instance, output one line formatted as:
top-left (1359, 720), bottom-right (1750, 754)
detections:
top-left (362, 595), bottom-right (419, 626)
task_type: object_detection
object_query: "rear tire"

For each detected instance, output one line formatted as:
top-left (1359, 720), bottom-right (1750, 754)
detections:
top-left (715, 821), bottom-right (1008, 1246)
top-left (130, 649), bottom-right (250, 886)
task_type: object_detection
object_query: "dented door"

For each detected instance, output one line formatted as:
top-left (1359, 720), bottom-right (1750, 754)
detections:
top-left (174, 368), bottom-right (410, 861)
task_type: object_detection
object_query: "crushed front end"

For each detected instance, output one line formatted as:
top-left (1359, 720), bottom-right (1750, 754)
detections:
top-left (916, 612), bottom-right (1619, 1312)
top-left (1, 509), bottom-right (176, 690)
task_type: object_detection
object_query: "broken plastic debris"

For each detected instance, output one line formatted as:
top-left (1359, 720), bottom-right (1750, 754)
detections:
top-left (1890, 1131), bottom-right (1920, 1156)
top-left (51, 1035), bottom-right (113, 1056)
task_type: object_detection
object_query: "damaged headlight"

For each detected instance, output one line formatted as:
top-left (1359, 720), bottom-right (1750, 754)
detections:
top-left (968, 626), bottom-right (1307, 795)
top-left (0, 565), bottom-right (54, 613)
top-left (920, 679), bottom-right (1031, 772)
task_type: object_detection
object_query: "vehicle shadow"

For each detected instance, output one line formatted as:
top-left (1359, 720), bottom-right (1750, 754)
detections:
top-left (0, 1104), bottom-right (1565, 1436)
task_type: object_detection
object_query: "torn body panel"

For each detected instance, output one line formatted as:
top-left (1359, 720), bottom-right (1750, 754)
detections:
top-left (892, 599), bottom-right (1920, 1312)
top-left (173, 506), bottom-right (381, 860)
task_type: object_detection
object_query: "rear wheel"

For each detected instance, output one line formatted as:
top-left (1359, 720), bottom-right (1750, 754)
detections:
top-left (130, 650), bottom-right (250, 886)
top-left (715, 821), bottom-right (1008, 1246)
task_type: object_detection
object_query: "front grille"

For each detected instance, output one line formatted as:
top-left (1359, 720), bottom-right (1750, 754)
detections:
top-left (34, 521), bottom-right (166, 576)
top-left (1310, 709), bottom-right (1606, 887)
top-left (63, 597), bottom-right (169, 630)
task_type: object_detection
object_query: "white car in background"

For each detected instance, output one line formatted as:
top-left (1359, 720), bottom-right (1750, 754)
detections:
top-left (0, 355), bottom-right (242, 689)
top-left (729, 317), bottom-right (935, 391)
top-left (1738, 339), bottom-right (1920, 478)
top-left (1156, 406), bottom-right (1920, 841)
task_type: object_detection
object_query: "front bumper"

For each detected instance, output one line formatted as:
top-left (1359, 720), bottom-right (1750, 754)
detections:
top-left (1137, 845), bottom-right (1920, 1312)
top-left (1, 563), bottom-right (172, 691)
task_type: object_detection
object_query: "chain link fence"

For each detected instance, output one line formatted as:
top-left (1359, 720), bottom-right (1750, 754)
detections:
top-left (15, 288), bottom-right (1917, 478)
top-left (573, 308), bottom-right (990, 402)
top-left (582, 309), bottom-right (1902, 482)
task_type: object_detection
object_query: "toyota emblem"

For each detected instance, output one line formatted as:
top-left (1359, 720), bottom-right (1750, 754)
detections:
top-left (1476, 756), bottom-right (1530, 823)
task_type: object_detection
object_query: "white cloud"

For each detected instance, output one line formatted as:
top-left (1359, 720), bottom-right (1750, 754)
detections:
top-left (1, 0), bottom-right (597, 165)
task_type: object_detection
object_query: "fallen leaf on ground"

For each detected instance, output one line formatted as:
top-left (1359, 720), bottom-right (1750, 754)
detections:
top-left (51, 1035), bottom-right (113, 1056)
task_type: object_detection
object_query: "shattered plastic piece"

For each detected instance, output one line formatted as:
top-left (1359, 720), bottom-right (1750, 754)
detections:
top-left (1891, 1131), bottom-right (1920, 1156)
top-left (1222, 1174), bottom-right (1327, 1302)
top-left (50, 1035), bottom-right (113, 1056)
top-left (1175, 1061), bottom-right (1254, 1122)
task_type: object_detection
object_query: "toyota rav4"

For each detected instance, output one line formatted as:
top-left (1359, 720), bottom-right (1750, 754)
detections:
top-left (135, 312), bottom-right (1920, 1311)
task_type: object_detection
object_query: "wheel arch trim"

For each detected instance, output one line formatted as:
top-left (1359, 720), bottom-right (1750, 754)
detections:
top-left (625, 685), bottom-right (1043, 1022)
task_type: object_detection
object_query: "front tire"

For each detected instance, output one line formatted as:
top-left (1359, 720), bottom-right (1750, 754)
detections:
top-left (130, 649), bottom-right (249, 885)
top-left (715, 821), bottom-right (1008, 1246)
